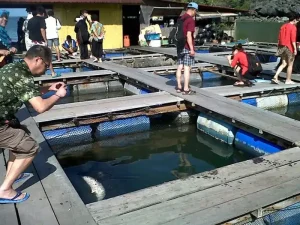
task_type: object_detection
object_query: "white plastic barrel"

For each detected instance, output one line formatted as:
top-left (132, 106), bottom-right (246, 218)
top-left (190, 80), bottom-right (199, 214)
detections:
top-left (256, 94), bottom-right (288, 109)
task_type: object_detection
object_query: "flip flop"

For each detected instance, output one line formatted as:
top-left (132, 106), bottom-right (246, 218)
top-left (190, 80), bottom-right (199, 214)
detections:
top-left (0, 191), bottom-right (30, 204)
top-left (271, 78), bottom-right (279, 84)
top-left (175, 87), bottom-right (182, 93)
top-left (182, 89), bottom-right (196, 95)
top-left (233, 82), bottom-right (246, 87)
top-left (14, 173), bottom-right (32, 184)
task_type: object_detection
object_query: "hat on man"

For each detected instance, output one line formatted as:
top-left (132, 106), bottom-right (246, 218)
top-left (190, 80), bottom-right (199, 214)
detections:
top-left (187, 2), bottom-right (198, 10)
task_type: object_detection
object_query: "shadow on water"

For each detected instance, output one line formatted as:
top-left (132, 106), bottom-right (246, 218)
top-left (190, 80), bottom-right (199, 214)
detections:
top-left (54, 120), bottom-right (250, 204)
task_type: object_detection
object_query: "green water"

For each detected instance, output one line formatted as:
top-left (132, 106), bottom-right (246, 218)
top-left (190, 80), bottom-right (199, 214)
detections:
top-left (56, 117), bottom-right (250, 204)
top-left (270, 104), bottom-right (300, 121)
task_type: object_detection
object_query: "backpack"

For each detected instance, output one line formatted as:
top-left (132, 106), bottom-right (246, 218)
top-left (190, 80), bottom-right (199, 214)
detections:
top-left (246, 52), bottom-right (262, 75)
top-left (168, 16), bottom-right (188, 55)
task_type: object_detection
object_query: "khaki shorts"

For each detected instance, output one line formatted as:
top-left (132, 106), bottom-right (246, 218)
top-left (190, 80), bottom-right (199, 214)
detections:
top-left (0, 125), bottom-right (39, 159)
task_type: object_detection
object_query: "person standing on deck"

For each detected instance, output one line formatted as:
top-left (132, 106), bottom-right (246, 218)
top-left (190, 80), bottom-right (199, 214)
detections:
top-left (45, 10), bottom-right (62, 62)
top-left (23, 7), bottom-right (34, 51)
top-left (27, 6), bottom-right (60, 78)
top-left (175, 2), bottom-right (198, 95)
top-left (0, 45), bottom-right (67, 204)
top-left (74, 10), bottom-right (91, 60)
top-left (272, 14), bottom-right (299, 85)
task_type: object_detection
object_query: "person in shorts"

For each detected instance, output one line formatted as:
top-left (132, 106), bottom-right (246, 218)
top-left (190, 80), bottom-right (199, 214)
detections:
top-left (272, 14), bottom-right (299, 85)
top-left (0, 45), bottom-right (67, 204)
top-left (45, 10), bottom-right (62, 61)
top-left (176, 2), bottom-right (198, 95)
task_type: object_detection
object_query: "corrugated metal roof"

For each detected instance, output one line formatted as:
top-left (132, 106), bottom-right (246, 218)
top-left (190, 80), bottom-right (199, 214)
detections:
top-left (0, 0), bottom-right (143, 3)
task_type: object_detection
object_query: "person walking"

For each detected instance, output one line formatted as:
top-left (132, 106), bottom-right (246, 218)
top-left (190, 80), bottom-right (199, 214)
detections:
top-left (0, 45), bottom-right (67, 204)
top-left (90, 14), bottom-right (105, 63)
top-left (45, 10), bottom-right (62, 61)
top-left (175, 2), bottom-right (198, 95)
top-left (272, 14), bottom-right (299, 85)
top-left (27, 6), bottom-right (59, 78)
top-left (22, 7), bottom-right (34, 51)
top-left (74, 10), bottom-right (90, 59)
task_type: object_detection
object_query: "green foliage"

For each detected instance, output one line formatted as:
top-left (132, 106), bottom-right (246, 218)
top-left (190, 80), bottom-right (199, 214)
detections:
top-left (174, 0), bottom-right (251, 10)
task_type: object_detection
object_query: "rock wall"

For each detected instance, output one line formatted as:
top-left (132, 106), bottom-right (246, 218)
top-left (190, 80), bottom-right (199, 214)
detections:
top-left (252, 0), bottom-right (300, 17)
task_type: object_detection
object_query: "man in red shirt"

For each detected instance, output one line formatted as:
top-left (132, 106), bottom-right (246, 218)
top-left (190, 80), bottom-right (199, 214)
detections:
top-left (176, 2), bottom-right (198, 95)
top-left (272, 14), bottom-right (299, 84)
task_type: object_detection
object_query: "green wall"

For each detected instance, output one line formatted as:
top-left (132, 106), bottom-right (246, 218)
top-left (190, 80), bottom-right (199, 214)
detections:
top-left (235, 20), bottom-right (284, 43)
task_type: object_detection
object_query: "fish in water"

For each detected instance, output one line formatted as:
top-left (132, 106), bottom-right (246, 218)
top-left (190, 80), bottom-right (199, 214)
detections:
top-left (82, 176), bottom-right (106, 201)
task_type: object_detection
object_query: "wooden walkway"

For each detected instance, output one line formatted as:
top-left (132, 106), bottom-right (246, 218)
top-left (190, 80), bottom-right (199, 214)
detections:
top-left (203, 82), bottom-right (300, 97)
top-left (34, 70), bottom-right (117, 84)
top-left (0, 106), bottom-right (97, 225)
top-left (87, 147), bottom-right (300, 225)
top-left (32, 92), bottom-right (183, 123)
top-left (83, 60), bottom-right (300, 146)
top-left (52, 58), bottom-right (81, 66)
top-left (109, 53), bottom-right (163, 60)
top-left (131, 46), bottom-right (300, 82)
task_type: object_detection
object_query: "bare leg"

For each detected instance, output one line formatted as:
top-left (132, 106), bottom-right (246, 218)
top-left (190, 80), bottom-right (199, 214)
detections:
top-left (286, 57), bottom-right (295, 83)
top-left (49, 63), bottom-right (57, 77)
top-left (6, 151), bottom-right (16, 177)
top-left (0, 156), bottom-right (34, 200)
top-left (183, 65), bottom-right (191, 91)
top-left (176, 64), bottom-right (184, 89)
top-left (55, 46), bottom-right (61, 61)
top-left (273, 58), bottom-right (287, 81)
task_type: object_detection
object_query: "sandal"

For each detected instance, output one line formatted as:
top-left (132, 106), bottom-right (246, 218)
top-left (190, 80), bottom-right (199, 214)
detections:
top-left (175, 87), bottom-right (182, 93)
top-left (271, 78), bottom-right (279, 84)
top-left (182, 89), bottom-right (196, 95)
top-left (0, 191), bottom-right (30, 204)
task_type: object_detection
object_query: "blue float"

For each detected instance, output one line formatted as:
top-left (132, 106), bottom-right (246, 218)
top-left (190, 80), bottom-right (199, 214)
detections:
top-left (96, 116), bottom-right (150, 137)
top-left (43, 125), bottom-right (92, 146)
top-left (203, 71), bottom-right (221, 80)
top-left (196, 49), bottom-right (209, 53)
top-left (45, 67), bottom-right (74, 75)
top-left (234, 129), bottom-right (282, 156)
top-left (197, 113), bottom-right (236, 145)
top-left (264, 202), bottom-right (300, 225)
top-left (287, 92), bottom-right (300, 105)
top-left (242, 98), bottom-right (257, 107)
top-left (81, 66), bottom-right (94, 72)
top-left (104, 53), bottom-right (126, 58)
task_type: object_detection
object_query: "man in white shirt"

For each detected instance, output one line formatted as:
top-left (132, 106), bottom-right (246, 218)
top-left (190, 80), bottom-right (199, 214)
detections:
top-left (45, 10), bottom-right (62, 61)
top-left (22, 7), bottom-right (33, 51)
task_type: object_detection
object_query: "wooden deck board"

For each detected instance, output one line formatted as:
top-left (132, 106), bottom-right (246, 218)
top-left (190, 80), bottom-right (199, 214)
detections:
top-left (16, 106), bottom-right (97, 225)
top-left (0, 150), bottom-right (19, 225)
top-left (203, 82), bottom-right (300, 96)
top-left (52, 59), bottom-right (81, 65)
top-left (36, 69), bottom-right (116, 82)
top-left (99, 161), bottom-right (300, 225)
top-left (110, 53), bottom-right (163, 60)
top-left (33, 92), bottom-right (183, 123)
top-left (87, 147), bottom-right (300, 222)
top-left (142, 63), bottom-right (213, 72)
top-left (130, 46), bottom-right (300, 82)
top-left (86, 60), bottom-right (300, 144)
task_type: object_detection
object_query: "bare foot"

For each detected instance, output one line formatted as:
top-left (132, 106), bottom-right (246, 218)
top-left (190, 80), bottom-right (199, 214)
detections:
top-left (0, 188), bottom-right (26, 200)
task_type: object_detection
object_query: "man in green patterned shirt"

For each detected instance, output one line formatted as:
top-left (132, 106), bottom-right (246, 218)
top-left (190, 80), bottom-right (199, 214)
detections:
top-left (0, 45), bottom-right (67, 204)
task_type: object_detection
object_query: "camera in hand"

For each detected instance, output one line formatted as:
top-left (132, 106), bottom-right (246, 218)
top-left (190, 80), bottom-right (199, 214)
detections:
top-left (56, 83), bottom-right (63, 89)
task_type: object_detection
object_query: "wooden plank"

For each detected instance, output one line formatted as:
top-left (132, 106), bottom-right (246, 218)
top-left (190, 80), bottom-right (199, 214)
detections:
top-left (0, 150), bottom-right (19, 225)
top-left (110, 53), bottom-right (163, 60)
top-left (87, 147), bottom-right (300, 221)
top-left (15, 164), bottom-right (59, 225)
top-left (87, 61), bottom-right (300, 144)
top-left (33, 92), bottom-right (183, 123)
top-left (52, 59), bottom-right (81, 65)
top-left (36, 69), bottom-right (116, 82)
top-left (130, 46), bottom-right (300, 81)
top-left (94, 156), bottom-right (300, 225)
top-left (203, 82), bottom-right (300, 96)
top-left (142, 63), bottom-right (213, 72)
top-left (16, 106), bottom-right (97, 225)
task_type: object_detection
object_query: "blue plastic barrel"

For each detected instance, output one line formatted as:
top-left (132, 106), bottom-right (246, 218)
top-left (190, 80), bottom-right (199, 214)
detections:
top-left (45, 67), bottom-right (74, 75)
top-left (81, 66), bottom-right (94, 72)
top-left (234, 129), bottom-right (282, 156)
top-left (196, 50), bottom-right (209, 53)
top-left (203, 71), bottom-right (220, 80)
top-left (264, 202), bottom-right (300, 225)
top-left (96, 116), bottom-right (150, 137)
top-left (242, 98), bottom-right (257, 107)
top-left (287, 92), bottom-right (300, 105)
top-left (43, 125), bottom-right (92, 146)
top-left (105, 53), bottom-right (126, 58)
top-left (140, 88), bottom-right (150, 94)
